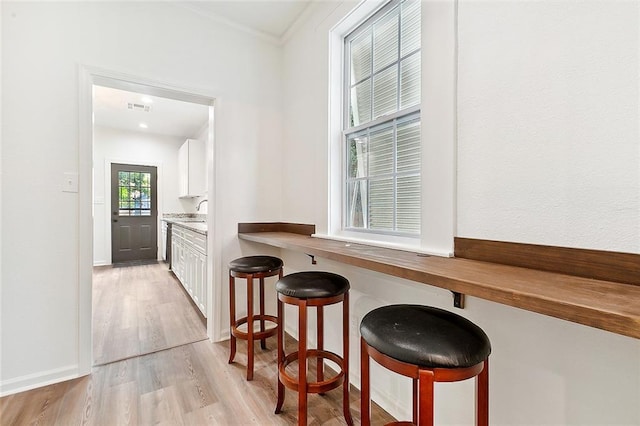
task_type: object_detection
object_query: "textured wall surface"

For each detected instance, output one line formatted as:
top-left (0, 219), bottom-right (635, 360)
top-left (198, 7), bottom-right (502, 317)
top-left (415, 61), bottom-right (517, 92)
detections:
top-left (457, 1), bottom-right (639, 253)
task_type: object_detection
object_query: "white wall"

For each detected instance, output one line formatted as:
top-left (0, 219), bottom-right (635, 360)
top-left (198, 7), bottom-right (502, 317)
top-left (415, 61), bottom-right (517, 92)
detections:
top-left (92, 126), bottom-right (189, 265)
top-left (280, 0), bottom-right (640, 424)
top-left (457, 0), bottom-right (640, 252)
top-left (1, 1), bottom-right (283, 395)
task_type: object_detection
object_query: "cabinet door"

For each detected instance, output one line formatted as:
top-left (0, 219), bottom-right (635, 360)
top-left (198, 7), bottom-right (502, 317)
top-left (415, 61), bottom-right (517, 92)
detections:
top-left (186, 249), bottom-right (195, 296)
top-left (196, 252), bottom-right (207, 316)
top-left (161, 222), bottom-right (167, 261)
top-left (172, 229), bottom-right (186, 284)
top-left (178, 142), bottom-right (189, 197)
top-left (178, 139), bottom-right (206, 198)
top-left (171, 232), bottom-right (179, 277)
top-left (188, 140), bottom-right (206, 196)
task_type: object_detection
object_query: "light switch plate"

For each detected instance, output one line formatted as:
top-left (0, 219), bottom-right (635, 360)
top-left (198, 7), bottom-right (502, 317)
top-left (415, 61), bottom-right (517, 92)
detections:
top-left (62, 172), bottom-right (79, 193)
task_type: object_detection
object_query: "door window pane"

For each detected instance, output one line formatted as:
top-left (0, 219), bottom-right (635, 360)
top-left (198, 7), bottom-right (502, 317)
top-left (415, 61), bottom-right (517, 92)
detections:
top-left (118, 170), bottom-right (152, 216)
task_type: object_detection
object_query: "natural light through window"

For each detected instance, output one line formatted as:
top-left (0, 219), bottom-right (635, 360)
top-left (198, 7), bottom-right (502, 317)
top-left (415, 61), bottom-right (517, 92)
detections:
top-left (344, 0), bottom-right (421, 236)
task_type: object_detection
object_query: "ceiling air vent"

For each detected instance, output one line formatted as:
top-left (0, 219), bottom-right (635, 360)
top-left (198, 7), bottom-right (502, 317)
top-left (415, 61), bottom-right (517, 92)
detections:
top-left (127, 103), bottom-right (151, 112)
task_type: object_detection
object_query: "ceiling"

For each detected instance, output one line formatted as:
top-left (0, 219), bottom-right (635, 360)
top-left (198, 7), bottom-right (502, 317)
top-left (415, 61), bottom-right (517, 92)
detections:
top-left (93, 85), bottom-right (210, 138)
top-left (93, 1), bottom-right (312, 137)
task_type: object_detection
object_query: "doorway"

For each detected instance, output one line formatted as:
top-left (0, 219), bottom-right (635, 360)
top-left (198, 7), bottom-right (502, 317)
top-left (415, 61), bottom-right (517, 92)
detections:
top-left (78, 67), bottom-right (220, 375)
top-left (111, 163), bottom-right (158, 263)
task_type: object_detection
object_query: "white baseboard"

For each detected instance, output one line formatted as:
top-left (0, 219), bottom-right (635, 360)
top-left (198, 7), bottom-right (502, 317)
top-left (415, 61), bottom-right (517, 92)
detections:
top-left (0, 364), bottom-right (82, 397)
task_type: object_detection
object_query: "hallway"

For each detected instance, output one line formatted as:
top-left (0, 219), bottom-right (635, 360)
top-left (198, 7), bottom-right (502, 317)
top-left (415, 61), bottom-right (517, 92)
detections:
top-left (92, 261), bottom-right (208, 366)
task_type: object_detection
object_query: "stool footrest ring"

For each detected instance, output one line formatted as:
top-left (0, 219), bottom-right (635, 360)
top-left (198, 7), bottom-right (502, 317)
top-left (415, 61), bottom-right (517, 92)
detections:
top-left (231, 314), bottom-right (278, 341)
top-left (279, 349), bottom-right (345, 394)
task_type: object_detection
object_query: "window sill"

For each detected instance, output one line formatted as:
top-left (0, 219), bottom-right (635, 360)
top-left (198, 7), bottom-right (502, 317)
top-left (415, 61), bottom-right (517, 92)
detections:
top-left (313, 233), bottom-right (452, 258)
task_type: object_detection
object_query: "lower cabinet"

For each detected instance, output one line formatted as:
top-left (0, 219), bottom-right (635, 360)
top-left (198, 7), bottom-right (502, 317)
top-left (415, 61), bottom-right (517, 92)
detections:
top-left (170, 225), bottom-right (207, 317)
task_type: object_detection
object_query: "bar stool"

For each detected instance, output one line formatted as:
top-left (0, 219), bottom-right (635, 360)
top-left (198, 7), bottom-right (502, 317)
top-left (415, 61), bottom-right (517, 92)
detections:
top-left (228, 255), bottom-right (283, 381)
top-left (360, 305), bottom-right (491, 426)
top-left (274, 271), bottom-right (353, 426)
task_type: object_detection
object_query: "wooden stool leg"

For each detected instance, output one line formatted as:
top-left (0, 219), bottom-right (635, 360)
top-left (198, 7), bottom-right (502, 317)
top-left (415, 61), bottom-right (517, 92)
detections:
top-left (412, 378), bottom-right (418, 424)
top-left (418, 369), bottom-right (435, 426)
top-left (275, 296), bottom-right (285, 414)
top-left (298, 299), bottom-right (308, 426)
top-left (246, 275), bottom-right (254, 381)
top-left (228, 274), bottom-right (236, 364)
top-left (259, 277), bottom-right (267, 350)
top-left (476, 358), bottom-right (489, 426)
top-left (360, 338), bottom-right (371, 426)
top-left (317, 305), bottom-right (324, 384)
top-left (342, 292), bottom-right (353, 425)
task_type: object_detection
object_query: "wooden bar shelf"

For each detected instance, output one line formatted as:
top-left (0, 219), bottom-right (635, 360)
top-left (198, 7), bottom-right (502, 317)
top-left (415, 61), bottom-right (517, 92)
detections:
top-left (238, 223), bottom-right (640, 340)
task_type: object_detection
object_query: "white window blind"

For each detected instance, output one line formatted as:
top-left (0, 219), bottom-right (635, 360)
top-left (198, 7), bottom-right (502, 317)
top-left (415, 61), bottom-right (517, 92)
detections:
top-left (344, 0), bottom-right (421, 236)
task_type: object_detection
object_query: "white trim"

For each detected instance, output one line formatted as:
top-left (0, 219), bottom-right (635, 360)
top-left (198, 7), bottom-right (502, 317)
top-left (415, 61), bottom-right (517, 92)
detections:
top-left (172, 2), bottom-right (280, 46)
top-left (281, 2), bottom-right (321, 45)
top-left (206, 102), bottom-right (223, 342)
top-left (78, 66), bottom-right (94, 376)
top-left (419, 0), bottom-right (457, 255)
top-left (0, 365), bottom-right (79, 397)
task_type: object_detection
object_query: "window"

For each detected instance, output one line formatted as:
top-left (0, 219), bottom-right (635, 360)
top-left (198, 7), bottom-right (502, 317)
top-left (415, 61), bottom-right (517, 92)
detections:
top-left (343, 0), bottom-right (421, 236)
top-left (118, 171), bottom-right (152, 216)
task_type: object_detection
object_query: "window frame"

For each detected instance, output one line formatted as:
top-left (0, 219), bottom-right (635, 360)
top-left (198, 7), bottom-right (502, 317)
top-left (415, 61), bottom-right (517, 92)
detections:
top-left (341, 0), bottom-right (422, 238)
top-left (327, 0), bottom-right (457, 257)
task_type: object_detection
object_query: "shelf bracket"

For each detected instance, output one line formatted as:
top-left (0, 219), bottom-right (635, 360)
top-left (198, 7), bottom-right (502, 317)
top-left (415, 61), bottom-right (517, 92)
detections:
top-left (307, 254), bottom-right (317, 265)
top-left (451, 291), bottom-right (465, 309)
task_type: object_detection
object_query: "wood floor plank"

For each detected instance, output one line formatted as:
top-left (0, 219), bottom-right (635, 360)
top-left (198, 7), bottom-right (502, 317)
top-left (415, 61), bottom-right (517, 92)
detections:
top-left (92, 262), bottom-right (207, 365)
top-left (2, 261), bottom-right (396, 425)
top-left (1, 338), bottom-right (396, 425)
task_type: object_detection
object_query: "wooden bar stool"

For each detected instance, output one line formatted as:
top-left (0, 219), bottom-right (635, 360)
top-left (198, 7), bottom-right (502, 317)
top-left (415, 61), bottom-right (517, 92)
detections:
top-left (228, 255), bottom-right (283, 381)
top-left (360, 305), bottom-right (491, 426)
top-left (274, 271), bottom-right (353, 426)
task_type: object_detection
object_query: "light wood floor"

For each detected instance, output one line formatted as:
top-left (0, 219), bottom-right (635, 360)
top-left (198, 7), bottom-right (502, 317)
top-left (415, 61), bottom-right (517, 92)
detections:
top-left (1, 262), bottom-right (396, 425)
top-left (93, 261), bottom-right (208, 366)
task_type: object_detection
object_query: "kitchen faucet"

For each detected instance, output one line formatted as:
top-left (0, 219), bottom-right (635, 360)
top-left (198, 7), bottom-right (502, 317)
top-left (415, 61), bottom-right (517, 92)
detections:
top-left (196, 198), bottom-right (208, 212)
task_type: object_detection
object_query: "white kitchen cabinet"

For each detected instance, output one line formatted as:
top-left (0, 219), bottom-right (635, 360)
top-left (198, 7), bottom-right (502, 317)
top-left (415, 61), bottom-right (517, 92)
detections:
top-left (170, 223), bottom-right (207, 317)
top-left (161, 221), bottom-right (168, 261)
top-left (178, 139), bottom-right (206, 198)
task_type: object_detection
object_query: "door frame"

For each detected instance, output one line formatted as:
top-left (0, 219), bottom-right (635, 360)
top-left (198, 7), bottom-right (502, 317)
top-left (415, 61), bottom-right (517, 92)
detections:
top-left (78, 65), bottom-right (222, 376)
top-left (105, 159), bottom-right (164, 266)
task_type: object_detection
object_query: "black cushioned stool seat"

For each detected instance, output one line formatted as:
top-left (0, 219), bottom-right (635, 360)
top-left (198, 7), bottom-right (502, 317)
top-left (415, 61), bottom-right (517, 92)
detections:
top-left (274, 272), bottom-right (353, 426)
top-left (228, 255), bottom-right (283, 381)
top-left (360, 304), bottom-right (491, 426)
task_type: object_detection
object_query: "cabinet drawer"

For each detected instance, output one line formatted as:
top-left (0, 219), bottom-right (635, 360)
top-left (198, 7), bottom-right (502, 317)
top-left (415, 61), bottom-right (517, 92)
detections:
top-left (184, 229), bottom-right (207, 254)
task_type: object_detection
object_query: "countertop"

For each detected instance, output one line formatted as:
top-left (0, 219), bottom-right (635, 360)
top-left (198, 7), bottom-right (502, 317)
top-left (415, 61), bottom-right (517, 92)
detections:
top-left (238, 225), bottom-right (640, 340)
top-left (163, 217), bottom-right (207, 235)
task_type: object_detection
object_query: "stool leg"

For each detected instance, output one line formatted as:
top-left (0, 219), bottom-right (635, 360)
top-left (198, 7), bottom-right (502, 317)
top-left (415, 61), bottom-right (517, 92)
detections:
top-left (418, 369), bottom-right (435, 426)
top-left (476, 358), bottom-right (489, 426)
top-left (412, 378), bottom-right (418, 424)
top-left (228, 274), bottom-right (237, 364)
top-left (298, 299), bottom-right (308, 426)
top-left (275, 295), bottom-right (285, 414)
top-left (317, 305), bottom-right (324, 384)
top-left (360, 337), bottom-right (371, 426)
top-left (342, 292), bottom-right (353, 425)
top-left (246, 275), bottom-right (254, 381)
top-left (259, 277), bottom-right (267, 350)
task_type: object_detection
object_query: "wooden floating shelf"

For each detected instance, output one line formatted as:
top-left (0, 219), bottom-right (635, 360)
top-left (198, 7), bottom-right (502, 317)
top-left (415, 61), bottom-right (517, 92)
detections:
top-left (238, 223), bottom-right (640, 340)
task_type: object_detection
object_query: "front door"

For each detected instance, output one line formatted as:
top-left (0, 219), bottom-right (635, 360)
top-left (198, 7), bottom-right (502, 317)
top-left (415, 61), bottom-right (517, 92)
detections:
top-left (111, 163), bottom-right (158, 263)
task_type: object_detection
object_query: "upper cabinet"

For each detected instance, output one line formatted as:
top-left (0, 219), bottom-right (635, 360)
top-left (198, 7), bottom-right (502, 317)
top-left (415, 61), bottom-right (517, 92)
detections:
top-left (179, 139), bottom-right (206, 198)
